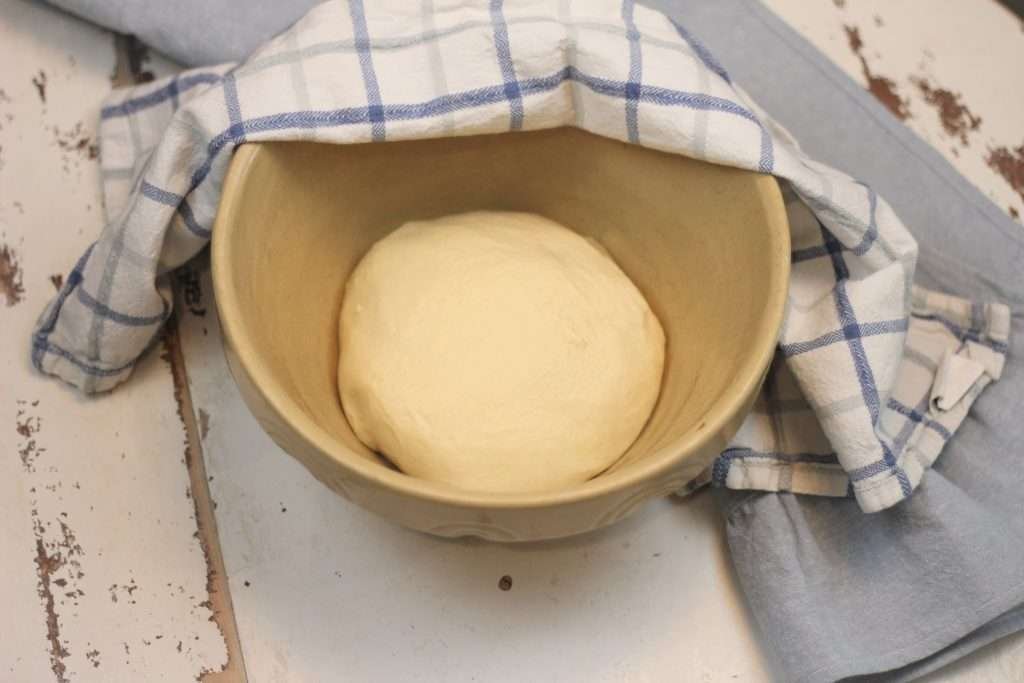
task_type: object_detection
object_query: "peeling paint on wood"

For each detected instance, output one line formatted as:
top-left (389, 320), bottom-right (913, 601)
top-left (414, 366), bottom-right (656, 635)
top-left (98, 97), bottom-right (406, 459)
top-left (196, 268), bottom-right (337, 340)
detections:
top-left (163, 310), bottom-right (248, 683)
top-left (765, 0), bottom-right (1024, 223)
top-left (1, 1), bottom-right (230, 680)
top-left (987, 144), bottom-right (1024, 202)
top-left (912, 77), bottom-right (982, 145)
top-left (34, 535), bottom-right (70, 683)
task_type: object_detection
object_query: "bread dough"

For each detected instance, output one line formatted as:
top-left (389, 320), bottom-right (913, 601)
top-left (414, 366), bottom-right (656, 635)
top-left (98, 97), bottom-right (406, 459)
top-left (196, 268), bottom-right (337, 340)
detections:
top-left (338, 211), bottom-right (665, 494)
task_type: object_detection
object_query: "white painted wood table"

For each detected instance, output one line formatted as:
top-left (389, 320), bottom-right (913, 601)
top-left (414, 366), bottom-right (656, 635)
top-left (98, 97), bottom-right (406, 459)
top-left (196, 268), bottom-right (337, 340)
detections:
top-left (1, 1), bottom-right (1021, 681)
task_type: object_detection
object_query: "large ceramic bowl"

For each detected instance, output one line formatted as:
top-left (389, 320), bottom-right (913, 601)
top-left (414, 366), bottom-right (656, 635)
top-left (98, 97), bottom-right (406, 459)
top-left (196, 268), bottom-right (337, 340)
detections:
top-left (211, 128), bottom-right (789, 542)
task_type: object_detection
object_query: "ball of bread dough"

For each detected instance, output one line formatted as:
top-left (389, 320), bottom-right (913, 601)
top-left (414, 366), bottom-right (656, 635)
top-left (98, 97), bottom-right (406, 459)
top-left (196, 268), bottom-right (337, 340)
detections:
top-left (338, 211), bottom-right (665, 494)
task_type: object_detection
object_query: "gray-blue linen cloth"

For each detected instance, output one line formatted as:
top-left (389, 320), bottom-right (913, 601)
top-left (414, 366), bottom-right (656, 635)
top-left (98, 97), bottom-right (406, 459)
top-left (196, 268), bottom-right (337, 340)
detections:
top-left (649, 2), bottom-right (1024, 681)
top-left (41, 0), bottom-right (1024, 680)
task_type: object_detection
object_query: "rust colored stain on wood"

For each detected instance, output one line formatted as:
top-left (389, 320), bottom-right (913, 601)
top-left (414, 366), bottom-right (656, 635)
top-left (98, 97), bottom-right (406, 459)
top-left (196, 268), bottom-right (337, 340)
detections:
top-left (1, 243), bottom-right (26, 306)
top-left (912, 77), bottom-right (982, 145)
top-left (987, 144), bottom-right (1024, 203)
top-left (844, 25), bottom-right (909, 120)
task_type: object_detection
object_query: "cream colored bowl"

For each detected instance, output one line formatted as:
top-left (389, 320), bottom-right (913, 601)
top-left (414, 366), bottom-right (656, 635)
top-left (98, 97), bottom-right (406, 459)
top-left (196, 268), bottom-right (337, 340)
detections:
top-left (211, 128), bottom-right (789, 542)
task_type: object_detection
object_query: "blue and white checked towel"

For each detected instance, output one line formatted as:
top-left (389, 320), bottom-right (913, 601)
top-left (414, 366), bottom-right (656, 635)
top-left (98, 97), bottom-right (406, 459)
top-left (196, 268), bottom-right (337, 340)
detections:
top-left (32, 0), bottom-right (1009, 513)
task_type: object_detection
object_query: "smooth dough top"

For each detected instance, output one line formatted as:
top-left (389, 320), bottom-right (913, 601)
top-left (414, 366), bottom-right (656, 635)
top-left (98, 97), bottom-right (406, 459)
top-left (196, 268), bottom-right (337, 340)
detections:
top-left (338, 211), bottom-right (665, 494)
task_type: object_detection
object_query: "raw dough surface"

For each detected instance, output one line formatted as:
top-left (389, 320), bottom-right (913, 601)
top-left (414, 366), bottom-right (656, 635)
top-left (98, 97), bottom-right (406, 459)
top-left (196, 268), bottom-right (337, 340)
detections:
top-left (338, 211), bottom-right (665, 494)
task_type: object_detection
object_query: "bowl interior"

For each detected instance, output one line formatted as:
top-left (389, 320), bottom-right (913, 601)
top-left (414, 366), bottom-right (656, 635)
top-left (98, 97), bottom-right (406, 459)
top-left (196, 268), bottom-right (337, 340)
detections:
top-left (214, 128), bottom-right (788, 498)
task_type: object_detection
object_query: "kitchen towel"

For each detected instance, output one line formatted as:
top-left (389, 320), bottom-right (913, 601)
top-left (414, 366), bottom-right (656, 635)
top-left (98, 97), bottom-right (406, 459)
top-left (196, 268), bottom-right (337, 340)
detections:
top-left (31, 0), bottom-right (1007, 514)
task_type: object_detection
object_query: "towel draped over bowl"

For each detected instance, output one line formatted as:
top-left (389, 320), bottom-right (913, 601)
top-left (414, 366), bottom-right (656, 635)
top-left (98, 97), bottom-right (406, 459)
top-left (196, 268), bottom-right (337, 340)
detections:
top-left (31, 0), bottom-right (1008, 513)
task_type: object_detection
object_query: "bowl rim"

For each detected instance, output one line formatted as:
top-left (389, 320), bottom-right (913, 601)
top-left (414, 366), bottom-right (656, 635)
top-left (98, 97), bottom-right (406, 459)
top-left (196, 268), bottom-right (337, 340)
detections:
top-left (211, 131), bottom-right (791, 510)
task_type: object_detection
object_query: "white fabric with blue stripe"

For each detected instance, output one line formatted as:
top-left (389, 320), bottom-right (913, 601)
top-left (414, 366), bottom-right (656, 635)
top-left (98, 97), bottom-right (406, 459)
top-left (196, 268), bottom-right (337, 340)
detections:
top-left (32, 0), bottom-right (1009, 512)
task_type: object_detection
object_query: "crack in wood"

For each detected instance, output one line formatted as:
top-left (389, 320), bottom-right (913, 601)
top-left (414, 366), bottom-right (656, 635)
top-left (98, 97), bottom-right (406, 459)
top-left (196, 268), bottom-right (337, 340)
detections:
top-left (163, 313), bottom-right (248, 683)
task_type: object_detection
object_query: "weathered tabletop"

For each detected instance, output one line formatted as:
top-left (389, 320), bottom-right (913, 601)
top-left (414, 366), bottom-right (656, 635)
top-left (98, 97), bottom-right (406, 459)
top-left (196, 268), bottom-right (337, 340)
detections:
top-left (2, 1), bottom-right (1022, 680)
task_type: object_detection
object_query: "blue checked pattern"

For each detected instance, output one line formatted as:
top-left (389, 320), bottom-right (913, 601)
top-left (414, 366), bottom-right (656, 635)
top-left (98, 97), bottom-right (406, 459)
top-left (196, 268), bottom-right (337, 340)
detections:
top-left (32, 0), bottom-right (1009, 512)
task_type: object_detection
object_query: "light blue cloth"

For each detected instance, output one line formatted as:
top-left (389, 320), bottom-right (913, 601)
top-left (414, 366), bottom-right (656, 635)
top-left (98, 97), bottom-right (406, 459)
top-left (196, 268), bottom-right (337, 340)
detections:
top-left (41, 0), bottom-right (1024, 679)
top-left (641, 1), bottom-right (1024, 680)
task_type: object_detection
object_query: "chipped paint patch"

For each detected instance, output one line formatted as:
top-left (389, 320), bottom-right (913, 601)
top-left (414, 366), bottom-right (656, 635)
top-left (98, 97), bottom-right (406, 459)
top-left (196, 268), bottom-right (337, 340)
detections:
top-left (16, 402), bottom-right (45, 472)
top-left (844, 25), bottom-right (909, 120)
top-left (912, 77), bottom-right (982, 144)
top-left (51, 122), bottom-right (100, 173)
top-left (34, 536), bottom-right (69, 683)
top-left (22, 402), bottom-right (78, 683)
top-left (108, 578), bottom-right (140, 605)
top-left (987, 144), bottom-right (1024, 203)
top-left (32, 504), bottom-right (86, 681)
top-left (1, 243), bottom-right (26, 306)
